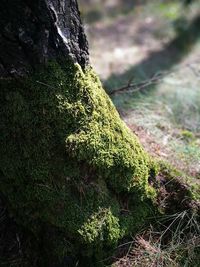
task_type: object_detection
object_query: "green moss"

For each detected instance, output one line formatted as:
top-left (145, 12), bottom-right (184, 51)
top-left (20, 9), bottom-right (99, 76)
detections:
top-left (65, 66), bottom-right (157, 195)
top-left (158, 160), bottom-right (200, 204)
top-left (78, 208), bottom-right (120, 245)
top-left (181, 130), bottom-right (195, 142)
top-left (0, 60), bottom-right (158, 264)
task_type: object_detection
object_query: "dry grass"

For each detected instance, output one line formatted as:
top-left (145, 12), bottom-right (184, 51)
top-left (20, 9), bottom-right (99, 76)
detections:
top-left (112, 211), bottom-right (200, 267)
top-left (120, 58), bottom-right (200, 178)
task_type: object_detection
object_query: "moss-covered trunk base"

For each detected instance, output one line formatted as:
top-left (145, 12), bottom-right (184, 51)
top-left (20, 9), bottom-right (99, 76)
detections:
top-left (0, 61), bottom-right (198, 266)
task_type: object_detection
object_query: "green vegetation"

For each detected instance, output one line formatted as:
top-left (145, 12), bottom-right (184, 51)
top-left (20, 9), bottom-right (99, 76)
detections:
top-left (0, 61), bottom-right (160, 265)
top-left (109, 59), bottom-right (200, 178)
top-left (1, 2), bottom-right (200, 265)
top-left (0, 59), bottom-right (199, 265)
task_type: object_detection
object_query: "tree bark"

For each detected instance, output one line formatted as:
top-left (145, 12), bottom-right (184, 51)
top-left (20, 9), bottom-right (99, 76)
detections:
top-left (0, 0), bottom-right (89, 77)
top-left (0, 1), bottom-right (91, 266)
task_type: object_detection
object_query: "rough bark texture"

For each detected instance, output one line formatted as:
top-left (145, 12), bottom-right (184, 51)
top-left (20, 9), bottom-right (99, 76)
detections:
top-left (0, 0), bottom-right (89, 77)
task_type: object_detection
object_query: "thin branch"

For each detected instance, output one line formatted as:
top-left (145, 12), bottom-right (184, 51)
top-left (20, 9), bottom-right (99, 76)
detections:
top-left (36, 80), bottom-right (56, 90)
top-left (108, 58), bottom-right (200, 96)
top-left (109, 72), bottom-right (165, 96)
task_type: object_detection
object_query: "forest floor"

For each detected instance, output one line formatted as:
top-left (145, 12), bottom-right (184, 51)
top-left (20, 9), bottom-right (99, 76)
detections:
top-left (80, 1), bottom-right (200, 266)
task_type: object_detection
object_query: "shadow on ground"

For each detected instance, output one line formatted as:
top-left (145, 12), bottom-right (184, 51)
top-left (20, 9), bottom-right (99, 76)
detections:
top-left (80, 0), bottom-right (140, 24)
top-left (104, 15), bottom-right (200, 94)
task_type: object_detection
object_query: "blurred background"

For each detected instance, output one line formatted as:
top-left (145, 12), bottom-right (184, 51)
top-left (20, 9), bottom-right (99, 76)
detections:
top-left (79, 0), bottom-right (200, 178)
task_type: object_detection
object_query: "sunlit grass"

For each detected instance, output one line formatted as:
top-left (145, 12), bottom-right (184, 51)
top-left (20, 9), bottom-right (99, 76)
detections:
top-left (109, 47), bottom-right (200, 176)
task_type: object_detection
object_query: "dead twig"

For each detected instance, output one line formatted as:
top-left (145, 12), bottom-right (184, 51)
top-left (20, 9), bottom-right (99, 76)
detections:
top-left (109, 72), bottom-right (164, 96)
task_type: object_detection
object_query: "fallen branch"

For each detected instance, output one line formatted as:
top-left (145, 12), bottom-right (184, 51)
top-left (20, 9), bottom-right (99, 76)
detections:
top-left (108, 58), bottom-right (200, 96)
top-left (109, 72), bottom-right (164, 95)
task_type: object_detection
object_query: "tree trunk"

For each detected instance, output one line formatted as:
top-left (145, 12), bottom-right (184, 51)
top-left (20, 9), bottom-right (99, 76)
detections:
top-left (0, 0), bottom-right (89, 77)
top-left (0, 1), bottom-right (195, 267)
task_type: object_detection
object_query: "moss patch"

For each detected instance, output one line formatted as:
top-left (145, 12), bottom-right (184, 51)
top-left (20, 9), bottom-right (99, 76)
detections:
top-left (0, 61), bottom-right (158, 265)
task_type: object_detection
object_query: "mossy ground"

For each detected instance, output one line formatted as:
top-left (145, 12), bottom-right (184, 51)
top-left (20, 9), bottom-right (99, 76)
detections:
top-left (0, 61), bottom-right (159, 266)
